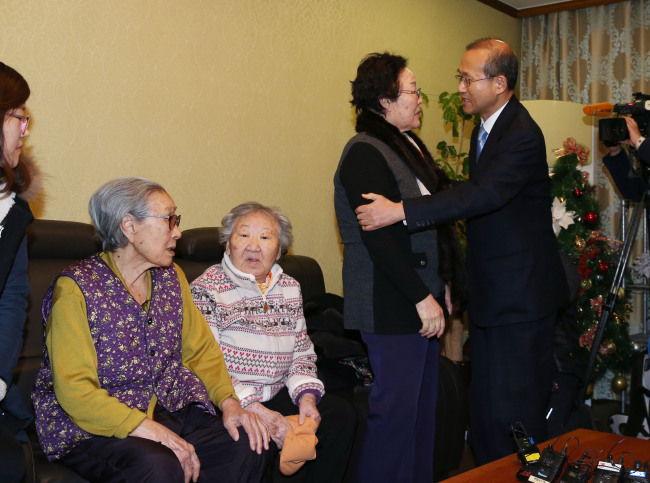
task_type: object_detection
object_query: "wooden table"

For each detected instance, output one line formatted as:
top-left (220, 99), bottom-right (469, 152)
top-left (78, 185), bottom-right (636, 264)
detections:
top-left (442, 428), bottom-right (650, 482)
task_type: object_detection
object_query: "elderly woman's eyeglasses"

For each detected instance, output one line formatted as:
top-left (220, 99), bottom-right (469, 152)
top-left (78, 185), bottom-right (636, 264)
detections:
top-left (145, 214), bottom-right (181, 230)
top-left (5, 113), bottom-right (30, 135)
top-left (398, 88), bottom-right (422, 98)
top-left (455, 74), bottom-right (493, 88)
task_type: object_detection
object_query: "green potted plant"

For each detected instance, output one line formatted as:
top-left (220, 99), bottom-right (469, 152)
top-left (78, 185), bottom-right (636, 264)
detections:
top-left (433, 90), bottom-right (479, 182)
top-left (422, 91), bottom-right (479, 361)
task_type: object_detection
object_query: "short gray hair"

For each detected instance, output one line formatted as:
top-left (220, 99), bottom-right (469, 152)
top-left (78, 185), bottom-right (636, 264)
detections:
top-left (89, 177), bottom-right (166, 252)
top-left (220, 202), bottom-right (293, 256)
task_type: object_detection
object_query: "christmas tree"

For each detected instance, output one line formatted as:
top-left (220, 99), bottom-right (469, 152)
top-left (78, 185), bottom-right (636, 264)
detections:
top-left (551, 142), bottom-right (633, 380)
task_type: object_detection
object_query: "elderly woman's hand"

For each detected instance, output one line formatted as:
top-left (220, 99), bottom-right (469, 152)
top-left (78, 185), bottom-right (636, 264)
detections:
top-left (298, 393), bottom-right (321, 427)
top-left (221, 397), bottom-right (270, 454)
top-left (130, 418), bottom-right (200, 483)
top-left (246, 402), bottom-right (293, 449)
top-left (416, 294), bottom-right (445, 339)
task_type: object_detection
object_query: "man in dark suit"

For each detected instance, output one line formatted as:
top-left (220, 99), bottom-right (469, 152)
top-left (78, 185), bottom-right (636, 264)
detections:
top-left (355, 38), bottom-right (569, 464)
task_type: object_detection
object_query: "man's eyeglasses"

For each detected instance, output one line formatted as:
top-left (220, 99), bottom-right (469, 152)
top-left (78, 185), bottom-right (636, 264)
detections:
top-left (5, 113), bottom-right (30, 135)
top-left (145, 214), bottom-right (181, 230)
top-left (455, 74), bottom-right (493, 88)
top-left (398, 88), bottom-right (422, 98)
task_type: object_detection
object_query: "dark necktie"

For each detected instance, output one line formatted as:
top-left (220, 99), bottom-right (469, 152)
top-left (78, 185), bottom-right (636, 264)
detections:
top-left (477, 125), bottom-right (488, 159)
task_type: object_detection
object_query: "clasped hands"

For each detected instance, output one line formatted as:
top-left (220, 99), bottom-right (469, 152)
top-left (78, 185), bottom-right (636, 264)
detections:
top-left (247, 393), bottom-right (320, 449)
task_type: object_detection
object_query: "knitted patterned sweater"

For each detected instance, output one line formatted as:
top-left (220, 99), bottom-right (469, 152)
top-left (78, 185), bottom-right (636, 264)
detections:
top-left (190, 254), bottom-right (324, 407)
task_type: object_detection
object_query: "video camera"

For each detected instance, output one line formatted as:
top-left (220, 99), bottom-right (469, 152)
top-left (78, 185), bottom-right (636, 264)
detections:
top-left (598, 93), bottom-right (650, 146)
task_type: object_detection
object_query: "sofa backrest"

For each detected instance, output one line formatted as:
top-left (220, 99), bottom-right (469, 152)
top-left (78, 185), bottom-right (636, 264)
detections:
top-left (14, 219), bottom-right (327, 414)
top-left (23, 219), bottom-right (326, 356)
top-left (24, 220), bottom-right (102, 360)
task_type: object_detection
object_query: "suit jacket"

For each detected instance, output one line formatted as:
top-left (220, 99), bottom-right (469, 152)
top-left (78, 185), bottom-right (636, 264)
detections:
top-left (602, 143), bottom-right (649, 201)
top-left (404, 96), bottom-right (568, 327)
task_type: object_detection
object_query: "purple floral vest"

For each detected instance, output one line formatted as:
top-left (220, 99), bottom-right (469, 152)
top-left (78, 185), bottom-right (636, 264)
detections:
top-left (32, 254), bottom-right (214, 460)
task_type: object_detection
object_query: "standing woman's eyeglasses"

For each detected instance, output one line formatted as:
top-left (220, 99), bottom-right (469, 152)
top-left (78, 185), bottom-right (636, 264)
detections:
top-left (397, 88), bottom-right (422, 98)
top-left (5, 113), bottom-right (30, 135)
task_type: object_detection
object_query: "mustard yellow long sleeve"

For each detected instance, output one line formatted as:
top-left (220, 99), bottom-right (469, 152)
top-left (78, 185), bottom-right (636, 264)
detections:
top-left (176, 267), bottom-right (238, 409)
top-left (46, 252), bottom-right (237, 439)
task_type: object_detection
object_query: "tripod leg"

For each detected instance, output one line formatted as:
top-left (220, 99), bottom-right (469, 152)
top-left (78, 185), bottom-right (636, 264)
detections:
top-left (580, 194), bottom-right (646, 401)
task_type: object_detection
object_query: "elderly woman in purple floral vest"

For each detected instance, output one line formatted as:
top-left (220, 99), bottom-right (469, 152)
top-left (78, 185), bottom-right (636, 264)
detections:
top-left (32, 177), bottom-right (269, 483)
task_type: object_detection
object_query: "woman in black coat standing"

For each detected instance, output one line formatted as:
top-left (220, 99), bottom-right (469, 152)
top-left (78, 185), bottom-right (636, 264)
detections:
top-left (334, 52), bottom-right (466, 483)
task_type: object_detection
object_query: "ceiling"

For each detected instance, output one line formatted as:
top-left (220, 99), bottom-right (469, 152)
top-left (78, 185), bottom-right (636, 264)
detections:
top-left (502, 0), bottom-right (575, 8)
top-left (478, 0), bottom-right (624, 18)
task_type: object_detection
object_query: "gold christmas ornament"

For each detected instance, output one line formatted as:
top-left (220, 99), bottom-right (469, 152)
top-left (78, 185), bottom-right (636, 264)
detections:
top-left (580, 278), bottom-right (592, 290)
top-left (602, 339), bottom-right (616, 354)
top-left (575, 236), bottom-right (586, 251)
top-left (611, 374), bottom-right (628, 393)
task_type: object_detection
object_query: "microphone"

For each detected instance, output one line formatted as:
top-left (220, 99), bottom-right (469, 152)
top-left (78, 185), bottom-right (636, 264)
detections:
top-left (583, 102), bottom-right (615, 116)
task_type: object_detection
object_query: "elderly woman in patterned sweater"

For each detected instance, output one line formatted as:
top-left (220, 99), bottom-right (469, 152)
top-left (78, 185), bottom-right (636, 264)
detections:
top-left (190, 202), bottom-right (356, 483)
top-left (32, 177), bottom-right (269, 483)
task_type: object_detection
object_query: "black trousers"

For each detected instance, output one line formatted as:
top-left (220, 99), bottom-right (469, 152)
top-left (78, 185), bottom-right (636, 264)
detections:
top-left (0, 421), bottom-right (26, 483)
top-left (356, 332), bottom-right (440, 483)
top-left (469, 311), bottom-right (557, 465)
top-left (60, 404), bottom-right (266, 483)
top-left (262, 388), bottom-right (357, 483)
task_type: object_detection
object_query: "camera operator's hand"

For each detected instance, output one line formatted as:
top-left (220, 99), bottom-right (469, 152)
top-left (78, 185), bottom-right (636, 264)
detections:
top-left (622, 116), bottom-right (643, 147)
top-left (607, 117), bottom-right (644, 157)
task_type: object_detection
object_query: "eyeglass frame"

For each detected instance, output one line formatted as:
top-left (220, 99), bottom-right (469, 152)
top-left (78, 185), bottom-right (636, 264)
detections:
top-left (397, 88), bottom-right (422, 98)
top-left (5, 113), bottom-right (30, 135)
top-left (144, 214), bottom-right (181, 230)
top-left (455, 74), bottom-right (494, 88)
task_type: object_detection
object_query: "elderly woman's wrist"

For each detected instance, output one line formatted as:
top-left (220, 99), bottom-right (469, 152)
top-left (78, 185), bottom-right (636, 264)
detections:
top-left (238, 396), bottom-right (260, 410)
top-left (245, 401), bottom-right (265, 412)
top-left (297, 389), bottom-right (322, 406)
top-left (221, 396), bottom-right (244, 412)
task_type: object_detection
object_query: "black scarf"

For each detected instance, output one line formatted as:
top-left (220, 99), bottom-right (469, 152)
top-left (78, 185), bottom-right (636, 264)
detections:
top-left (356, 110), bottom-right (468, 305)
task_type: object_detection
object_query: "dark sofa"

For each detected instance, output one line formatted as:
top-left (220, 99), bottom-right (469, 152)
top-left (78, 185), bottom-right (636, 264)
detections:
top-left (13, 219), bottom-right (467, 482)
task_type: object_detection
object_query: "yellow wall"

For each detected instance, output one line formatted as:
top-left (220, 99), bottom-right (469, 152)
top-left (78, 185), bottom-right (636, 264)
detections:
top-left (2, 0), bottom-right (519, 294)
top-left (522, 100), bottom-right (595, 166)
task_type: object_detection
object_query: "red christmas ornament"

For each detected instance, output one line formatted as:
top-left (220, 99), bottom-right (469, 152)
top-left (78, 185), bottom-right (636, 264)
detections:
top-left (574, 188), bottom-right (584, 198)
top-left (599, 261), bottom-right (609, 273)
top-left (582, 211), bottom-right (598, 227)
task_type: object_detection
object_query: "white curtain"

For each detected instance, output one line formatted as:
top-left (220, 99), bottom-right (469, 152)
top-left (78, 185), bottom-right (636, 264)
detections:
top-left (521, 0), bottom-right (650, 104)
